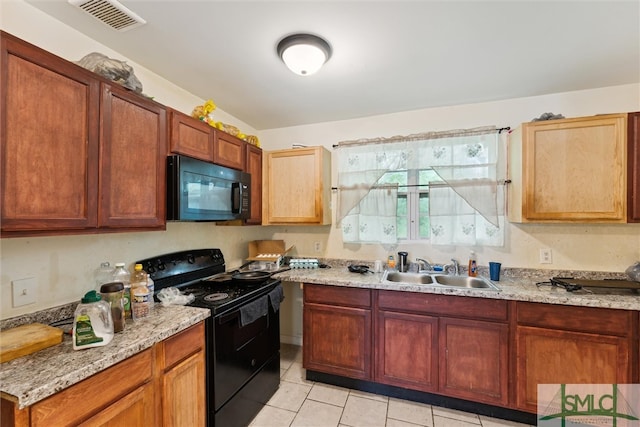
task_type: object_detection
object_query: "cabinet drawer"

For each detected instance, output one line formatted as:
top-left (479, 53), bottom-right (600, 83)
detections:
top-left (378, 291), bottom-right (508, 321)
top-left (304, 284), bottom-right (371, 308)
top-left (516, 302), bottom-right (634, 337)
top-left (162, 322), bottom-right (205, 369)
top-left (31, 349), bottom-right (153, 426)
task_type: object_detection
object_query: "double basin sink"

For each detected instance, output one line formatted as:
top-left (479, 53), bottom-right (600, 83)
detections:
top-left (383, 271), bottom-right (500, 291)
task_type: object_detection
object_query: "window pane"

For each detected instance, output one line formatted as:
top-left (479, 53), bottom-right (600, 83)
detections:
top-left (397, 194), bottom-right (408, 239)
top-left (418, 169), bottom-right (442, 190)
top-left (379, 171), bottom-right (407, 193)
top-left (418, 193), bottom-right (430, 238)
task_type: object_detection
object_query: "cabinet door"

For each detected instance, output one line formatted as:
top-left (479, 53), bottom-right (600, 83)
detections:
top-left (161, 351), bottom-right (206, 427)
top-left (303, 302), bottom-right (372, 379)
top-left (265, 146), bottom-right (331, 224)
top-left (376, 310), bottom-right (438, 392)
top-left (1, 32), bottom-right (100, 233)
top-left (30, 349), bottom-right (153, 426)
top-left (168, 109), bottom-right (214, 162)
top-left (245, 144), bottom-right (263, 224)
top-left (439, 317), bottom-right (508, 406)
top-left (214, 131), bottom-right (245, 170)
top-left (518, 114), bottom-right (627, 222)
top-left (628, 112), bottom-right (640, 222)
top-left (515, 325), bottom-right (631, 413)
top-left (99, 83), bottom-right (167, 229)
top-left (77, 383), bottom-right (155, 427)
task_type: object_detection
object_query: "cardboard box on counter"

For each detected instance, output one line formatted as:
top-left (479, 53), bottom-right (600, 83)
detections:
top-left (247, 240), bottom-right (294, 270)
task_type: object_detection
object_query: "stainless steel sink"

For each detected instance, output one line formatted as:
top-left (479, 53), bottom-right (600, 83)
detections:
top-left (386, 272), bottom-right (435, 284)
top-left (431, 275), bottom-right (499, 290)
top-left (384, 271), bottom-right (499, 290)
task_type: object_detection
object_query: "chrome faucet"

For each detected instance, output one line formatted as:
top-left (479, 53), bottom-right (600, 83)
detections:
top-left (446, 258), bottom-right (460, 275)
top-left (415, 258), bottom-right (432, 272)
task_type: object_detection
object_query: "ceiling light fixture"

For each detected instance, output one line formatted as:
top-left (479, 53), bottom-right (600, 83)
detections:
top-left (277, 33), bottom-right (332, 76)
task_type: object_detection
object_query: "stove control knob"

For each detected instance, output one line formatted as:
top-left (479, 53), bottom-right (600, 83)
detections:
top-left (147, 265), bottom-right (156, 274)
top-left (187, 255), bottom-right (195, 264)
top-left (157, 262), bottom-right (166, 271)
top-left (251, 359), bottom-right (257, 367)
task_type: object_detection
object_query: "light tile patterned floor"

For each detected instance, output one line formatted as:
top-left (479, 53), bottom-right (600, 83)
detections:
top-left (249, 344), bottom-right (534, 427)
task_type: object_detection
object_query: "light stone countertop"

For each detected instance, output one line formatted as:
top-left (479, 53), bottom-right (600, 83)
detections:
top-left (274, 267), bottom-right (640, 311)
top-left (0, 304), bottom-right (210, 409)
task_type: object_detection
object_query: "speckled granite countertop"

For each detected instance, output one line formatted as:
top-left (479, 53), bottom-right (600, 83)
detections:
top-left (0, 304), bottom-right (210, 409)
top-left (274, 264), bottom-right (640, 311)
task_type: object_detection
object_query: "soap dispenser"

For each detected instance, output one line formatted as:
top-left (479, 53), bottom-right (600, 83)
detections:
top-left (468, 251), bottom-right (478, 277)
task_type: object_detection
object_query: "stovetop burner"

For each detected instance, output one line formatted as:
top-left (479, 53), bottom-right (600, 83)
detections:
top-left (204, 293), bottom-right (229, 302)
top-left (135, 249), bottom-right (280, 315)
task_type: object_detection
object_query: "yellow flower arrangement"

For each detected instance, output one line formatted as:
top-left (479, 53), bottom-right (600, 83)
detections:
top-left (190, 99), bottom-right (260, 147)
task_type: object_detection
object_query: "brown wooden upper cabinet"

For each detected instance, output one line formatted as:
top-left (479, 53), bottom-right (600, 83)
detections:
top-left (168, 108), bottom-right (215, 162)
top-left (214, 131), bottom-right (245, 171)
top-left (0, 31), bottom-right (166, 237)
top-left (168, 108), bottom-right (246, 170)
top-left (263, 146), bottom-right (332, 225)
top-left (628, 112), bottom-right (640, 222)
top-left (508, 113), bottom-right (628, 223)
top-left (245, 144), bottom-right (263, 225)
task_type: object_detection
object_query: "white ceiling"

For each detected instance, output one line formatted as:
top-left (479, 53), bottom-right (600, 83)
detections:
top-left (26, 1), bottom-right (640, 130)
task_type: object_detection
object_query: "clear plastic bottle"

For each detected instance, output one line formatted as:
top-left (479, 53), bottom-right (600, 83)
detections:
top-left (468, 251), bottom-right (478, 277)
top-left (72, 290), bottom-right (114, 350)
top-left (94, 261), bottom-right (114, 291)
top-left (387, 255), bottom-right (396, 270)
top-left (112, 263), bottom-right (131, 319)
top-left (131, 264), bottom-right (150, 319)
top-left (146, 273), bottom-right (155, 308)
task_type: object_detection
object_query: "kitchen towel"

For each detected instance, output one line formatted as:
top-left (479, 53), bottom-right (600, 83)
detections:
top-left (239, 295), bottom-right (268, 327)
top-left (268, 284), bottom-right (285, 313)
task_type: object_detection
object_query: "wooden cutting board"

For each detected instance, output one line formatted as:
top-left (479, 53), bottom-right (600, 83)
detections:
top-left (0, 323), bottom-right (64, 363)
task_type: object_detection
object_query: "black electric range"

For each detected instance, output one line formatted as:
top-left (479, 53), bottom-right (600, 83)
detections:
top-left (135, 249), bottom-right (282, 427)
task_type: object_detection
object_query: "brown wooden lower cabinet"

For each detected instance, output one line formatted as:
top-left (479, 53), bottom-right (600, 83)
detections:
top-left (302, 285), bottom-right (638, 415)
top-left (439, 317), bottom-right (509, 406)
top-left (0, 322), bottom-right (206, 427)
top-left (515, 302), bottom-right (635, 413)
top-left (375, 290), bottom-right (509, 406)
top-left (303, 284), bottom-right (372, 380)
top-left (77, 383), bottom-right (156, 427)
top-left (376, 310), bottom-right (438, 392)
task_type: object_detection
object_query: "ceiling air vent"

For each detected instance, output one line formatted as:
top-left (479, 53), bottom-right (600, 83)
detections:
top-left (68, 0), bottom-right (146, 32)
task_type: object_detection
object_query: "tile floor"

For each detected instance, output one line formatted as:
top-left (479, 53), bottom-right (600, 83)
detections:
top-left (249, 344), bottom-right (534, 427)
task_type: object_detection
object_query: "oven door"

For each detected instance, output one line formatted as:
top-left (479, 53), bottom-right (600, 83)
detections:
top-left (211, 294), bottom-right (280, 411)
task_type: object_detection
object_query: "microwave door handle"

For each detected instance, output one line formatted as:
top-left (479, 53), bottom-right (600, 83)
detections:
top-left (231, 182), bottom-right (241, 214)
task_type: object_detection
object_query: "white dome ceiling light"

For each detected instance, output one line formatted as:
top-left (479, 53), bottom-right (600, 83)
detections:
top-left (277, 34), bottom-right (332, 76)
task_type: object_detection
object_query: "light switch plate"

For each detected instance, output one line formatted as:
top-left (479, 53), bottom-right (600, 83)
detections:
top-left (12, 277), bottom-right (37, 307)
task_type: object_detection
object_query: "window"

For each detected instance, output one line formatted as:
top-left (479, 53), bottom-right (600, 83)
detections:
top-left (336, 126), bottom-right (505, 247)
top-left (378, 169), bottom-right (443, 240)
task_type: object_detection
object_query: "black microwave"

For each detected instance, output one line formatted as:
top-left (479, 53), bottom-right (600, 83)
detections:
top-left (167, 155), bottom-right (251, 221)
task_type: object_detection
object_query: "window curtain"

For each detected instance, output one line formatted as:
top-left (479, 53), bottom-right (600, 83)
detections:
top-left (336, 126), bottom-right (506, 246)
top-left (336, 141), bottom-right (407, 244)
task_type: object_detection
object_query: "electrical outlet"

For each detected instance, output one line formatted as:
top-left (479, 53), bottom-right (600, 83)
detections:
top-left (539, 248), bottom-right (553, 264)
top-left (314, 241), bottom-right (322, 253)
top-left (12, 277), bottom-right (37, 307)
